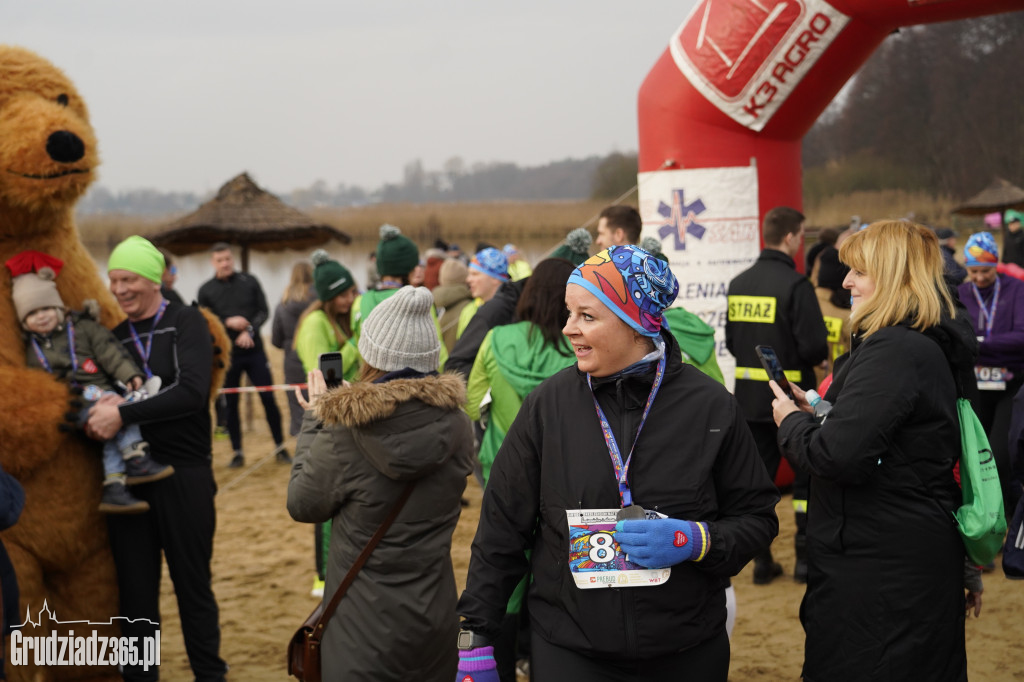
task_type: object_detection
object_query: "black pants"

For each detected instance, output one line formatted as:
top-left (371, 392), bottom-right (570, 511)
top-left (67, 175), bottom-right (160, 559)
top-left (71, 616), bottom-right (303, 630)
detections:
top-left (749, 420), bottom-right (808, 559)
top-left (108, 466), bottom-right (226, 682)
top-left (977, 376), bottom-right (1024, 521)
top-left (530, 630), bottom-right (729, 682)
top-left (224, 348), bottom-right (284, 451)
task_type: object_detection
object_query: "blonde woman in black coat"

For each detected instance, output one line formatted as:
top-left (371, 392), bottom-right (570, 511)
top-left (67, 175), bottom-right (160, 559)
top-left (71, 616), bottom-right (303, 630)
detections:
top-left (770, 221), bottom-right (979, 682)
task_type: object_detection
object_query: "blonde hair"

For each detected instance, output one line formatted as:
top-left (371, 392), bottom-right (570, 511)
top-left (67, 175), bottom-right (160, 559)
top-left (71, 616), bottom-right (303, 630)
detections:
top-left (839, 220), bottom-right (956, 337)
top-left (356, 363), bottom-right (387, 383)
top-left (282, 262), bottom-right (314, 304)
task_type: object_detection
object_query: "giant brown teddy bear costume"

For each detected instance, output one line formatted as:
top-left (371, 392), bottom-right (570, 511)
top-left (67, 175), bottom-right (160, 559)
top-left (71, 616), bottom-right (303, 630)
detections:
top-left (0, 46), bottom-right (228, 681)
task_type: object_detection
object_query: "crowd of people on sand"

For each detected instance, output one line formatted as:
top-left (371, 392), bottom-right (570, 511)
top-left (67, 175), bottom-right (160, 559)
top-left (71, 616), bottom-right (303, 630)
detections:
top-left (4, 204), bottom-right (1023, 681)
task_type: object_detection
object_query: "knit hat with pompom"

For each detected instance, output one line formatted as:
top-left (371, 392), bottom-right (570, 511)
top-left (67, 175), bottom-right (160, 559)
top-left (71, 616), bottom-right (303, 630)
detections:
top-left (311, 249), bottom-right (355, 302)
top-left (376, 224), bottom-right (420, 278)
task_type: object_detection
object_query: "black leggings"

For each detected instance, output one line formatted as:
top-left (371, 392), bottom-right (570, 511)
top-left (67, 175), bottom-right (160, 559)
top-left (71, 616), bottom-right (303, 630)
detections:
top-left (530, 630), bottom-right (729, 682)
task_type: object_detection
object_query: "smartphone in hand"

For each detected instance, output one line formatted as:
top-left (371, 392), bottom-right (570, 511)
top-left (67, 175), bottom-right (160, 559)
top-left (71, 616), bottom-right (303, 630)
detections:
top-left (318, 352), bottom-right (344, 389)
top-left (755, 345), bottom-right (793, 399)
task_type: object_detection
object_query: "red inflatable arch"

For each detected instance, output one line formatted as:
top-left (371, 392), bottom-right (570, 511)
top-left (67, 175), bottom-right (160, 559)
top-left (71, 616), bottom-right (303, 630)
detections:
top-left (637, 0), bottom-right (1022, 488)
top-left (638, 0), bottom-right (1022, 228)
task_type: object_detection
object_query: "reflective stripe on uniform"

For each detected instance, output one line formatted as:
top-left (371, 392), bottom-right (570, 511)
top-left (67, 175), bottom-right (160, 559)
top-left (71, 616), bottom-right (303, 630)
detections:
top-left (727, 295), bottom-right (777, 323)
top-left (735, 366), bottom-right (802, 382)
top-left (792, 499), bottom-right (808, 513)
top-left (823, 316), bottom-right (843, 343)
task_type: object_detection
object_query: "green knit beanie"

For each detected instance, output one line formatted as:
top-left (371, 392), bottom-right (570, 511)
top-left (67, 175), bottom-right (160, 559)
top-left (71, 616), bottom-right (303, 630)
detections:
top-left (376, 224), bottom-right (420, 277)
top-left (108, 236), bottom-right (165, 283)
top-left (311, 249), bottom-right (355, 301)
top-left (550, 227), bottom-right (593, 266)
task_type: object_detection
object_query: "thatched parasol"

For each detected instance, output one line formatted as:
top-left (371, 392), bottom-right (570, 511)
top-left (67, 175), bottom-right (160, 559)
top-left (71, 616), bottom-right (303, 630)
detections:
top-left (951, 177), bottom-right (1024, 217)
top-left (149, 172), bottom-right (351, 271)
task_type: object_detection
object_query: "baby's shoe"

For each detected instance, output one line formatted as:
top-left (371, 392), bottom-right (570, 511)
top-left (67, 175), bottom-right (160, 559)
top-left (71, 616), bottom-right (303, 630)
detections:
top-left (124, 442), bottom-right (175, 485)
top-left (99, 479), bottom-right (149, 514)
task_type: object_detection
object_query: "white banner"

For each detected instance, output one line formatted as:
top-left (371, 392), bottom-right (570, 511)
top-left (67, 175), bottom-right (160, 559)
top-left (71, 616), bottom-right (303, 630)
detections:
top-left (669, 0), bottom-right (849, 132)
top-left (638, 166), bottom-right (760, 391)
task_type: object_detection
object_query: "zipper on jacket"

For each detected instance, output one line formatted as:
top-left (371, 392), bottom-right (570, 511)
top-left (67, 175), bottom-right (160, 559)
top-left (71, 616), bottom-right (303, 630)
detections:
top-left (621, 582), bottom-right (640, 658)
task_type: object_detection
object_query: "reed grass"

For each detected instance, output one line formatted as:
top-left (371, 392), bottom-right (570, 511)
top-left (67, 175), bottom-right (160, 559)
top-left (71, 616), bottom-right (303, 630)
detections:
top-left (76, 191), bottom-right (996, 252)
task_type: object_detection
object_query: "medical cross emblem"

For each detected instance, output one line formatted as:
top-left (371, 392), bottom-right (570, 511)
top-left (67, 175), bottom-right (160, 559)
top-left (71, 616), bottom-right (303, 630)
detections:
top-left (657, 189), bottom-right (707, 250)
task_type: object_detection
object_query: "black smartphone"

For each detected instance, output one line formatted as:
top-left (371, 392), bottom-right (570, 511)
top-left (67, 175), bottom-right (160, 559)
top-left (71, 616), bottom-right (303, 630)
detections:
top-left (318, 352), bottom-right (343, 389)
top-left (755, 345), bottom-right (793, 399)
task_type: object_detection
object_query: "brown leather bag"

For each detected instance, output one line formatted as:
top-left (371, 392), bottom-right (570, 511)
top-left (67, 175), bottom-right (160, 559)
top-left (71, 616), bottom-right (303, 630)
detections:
top-left (287, 482), bottom-right (415, 681)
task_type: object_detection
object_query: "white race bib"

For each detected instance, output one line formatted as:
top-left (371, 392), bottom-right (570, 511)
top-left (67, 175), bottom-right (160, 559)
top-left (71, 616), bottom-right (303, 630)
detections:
top-left (566, 508), bottom-right (671, 589)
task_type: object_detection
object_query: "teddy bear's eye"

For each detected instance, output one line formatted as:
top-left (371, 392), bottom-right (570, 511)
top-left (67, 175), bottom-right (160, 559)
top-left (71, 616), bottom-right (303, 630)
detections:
top-left (56, 94), bottom-right (69, 106)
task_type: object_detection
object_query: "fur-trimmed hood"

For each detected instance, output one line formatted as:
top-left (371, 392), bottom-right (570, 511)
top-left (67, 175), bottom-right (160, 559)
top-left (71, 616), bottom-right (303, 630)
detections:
top-left (312, 373), bottom-right (469, 481)
top-left (314, 373), bottom-right (465, 427)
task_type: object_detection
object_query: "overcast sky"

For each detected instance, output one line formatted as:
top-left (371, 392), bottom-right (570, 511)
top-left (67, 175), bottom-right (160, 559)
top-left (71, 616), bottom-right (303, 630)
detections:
top-left (6, 1), bottom-right (698, 196)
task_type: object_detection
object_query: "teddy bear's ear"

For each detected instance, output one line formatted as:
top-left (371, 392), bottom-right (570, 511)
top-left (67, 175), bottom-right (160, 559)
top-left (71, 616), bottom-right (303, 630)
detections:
top-left (82, 299), bottom-right (100, 319)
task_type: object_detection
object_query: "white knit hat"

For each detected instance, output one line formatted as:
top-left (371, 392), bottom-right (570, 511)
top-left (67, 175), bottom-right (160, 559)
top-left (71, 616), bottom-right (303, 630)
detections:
top-left (358, 286), bottom-right (440, 373)
top-left (13, 267), bottom-right (64, 324)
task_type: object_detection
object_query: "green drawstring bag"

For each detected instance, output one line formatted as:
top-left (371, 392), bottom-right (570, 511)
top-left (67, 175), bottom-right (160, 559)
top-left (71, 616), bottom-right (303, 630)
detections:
top-left (955, 398), bottom-right (1007, 565)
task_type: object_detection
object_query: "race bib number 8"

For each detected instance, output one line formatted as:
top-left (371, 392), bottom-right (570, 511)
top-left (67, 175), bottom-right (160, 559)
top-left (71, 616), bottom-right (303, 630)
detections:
top-left (566, 509), bottom-right (671, 589)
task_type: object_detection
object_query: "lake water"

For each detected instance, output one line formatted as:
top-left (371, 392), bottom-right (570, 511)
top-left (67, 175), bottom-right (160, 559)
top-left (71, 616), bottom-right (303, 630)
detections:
top-left (90, 233), bottom-right (743, 390)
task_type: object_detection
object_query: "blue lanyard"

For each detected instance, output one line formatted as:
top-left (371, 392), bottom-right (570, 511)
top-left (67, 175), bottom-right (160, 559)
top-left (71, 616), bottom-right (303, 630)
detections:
top-left (127, 299), bottom-right (168, 379)
top-left (587, 352), bottom-right (666, 508)
top-left (971, 278), bottom-right (1000, 339)
top-left (30, 318), bottom-right (76, 378)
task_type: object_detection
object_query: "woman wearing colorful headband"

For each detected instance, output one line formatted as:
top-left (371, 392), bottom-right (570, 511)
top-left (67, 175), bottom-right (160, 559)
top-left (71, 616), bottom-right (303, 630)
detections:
top-left (958, 231), bottom-right (1024, 520)
top-left (770, 220), bottom-right (979, 681)
top-left (455, 245), bottom-right (779, 682)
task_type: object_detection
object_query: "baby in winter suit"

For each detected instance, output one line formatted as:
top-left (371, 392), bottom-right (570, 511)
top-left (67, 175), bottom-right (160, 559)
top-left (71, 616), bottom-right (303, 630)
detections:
top-left (6, 250), bottom-right (174, 513)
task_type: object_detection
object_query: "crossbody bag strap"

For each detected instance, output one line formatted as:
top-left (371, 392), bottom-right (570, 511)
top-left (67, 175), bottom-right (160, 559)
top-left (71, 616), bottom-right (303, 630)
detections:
top-left (312, 481), bottom-right (416, 639)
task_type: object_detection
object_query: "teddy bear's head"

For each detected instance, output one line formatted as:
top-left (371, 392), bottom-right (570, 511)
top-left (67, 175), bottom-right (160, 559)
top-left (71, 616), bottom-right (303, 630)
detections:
top-left (0, 46), bottom-right (98, 217)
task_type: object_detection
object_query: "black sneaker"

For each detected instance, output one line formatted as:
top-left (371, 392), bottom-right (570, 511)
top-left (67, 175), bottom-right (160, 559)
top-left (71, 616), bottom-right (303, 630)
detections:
top-left (228, 451), bottom-right (245, 468)
top-left (125, 448), bottom-right (175, 485)
top-left (99, 482), bottom-right (149, 514)
top-left (274, 444), bottom-right (292, 464)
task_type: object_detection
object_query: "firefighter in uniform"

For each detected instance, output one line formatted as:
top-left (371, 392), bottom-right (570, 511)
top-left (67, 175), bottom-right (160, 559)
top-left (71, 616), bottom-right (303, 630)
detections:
top-left (726, 206), bottom-right (828, 584)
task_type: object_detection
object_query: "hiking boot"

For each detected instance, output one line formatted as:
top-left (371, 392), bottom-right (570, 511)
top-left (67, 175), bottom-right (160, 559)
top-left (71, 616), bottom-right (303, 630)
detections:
top-left (229, 450), bottom-right (245, 468)
top-left (753, 549), bottom-right (784, 585)
top-left (99, 481), bottom-right (149, 514)
top-left (124, 444), bottom-right (175, 485)
top-left (274, 444), bottom-right (292, 464)
top-left (794, 533), bottom-right (808, 584)
top-left (753, 560), bottom-right (783, 584)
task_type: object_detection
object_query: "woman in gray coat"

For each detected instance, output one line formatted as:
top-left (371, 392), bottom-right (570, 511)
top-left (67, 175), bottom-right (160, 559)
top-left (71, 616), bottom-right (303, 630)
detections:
top-left (287, 285), bottom-right (473, 681)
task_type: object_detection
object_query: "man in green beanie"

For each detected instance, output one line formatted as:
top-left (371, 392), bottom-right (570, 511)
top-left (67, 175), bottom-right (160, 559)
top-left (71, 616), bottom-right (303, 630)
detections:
top-left (87, 234), bottom-right (229, 681)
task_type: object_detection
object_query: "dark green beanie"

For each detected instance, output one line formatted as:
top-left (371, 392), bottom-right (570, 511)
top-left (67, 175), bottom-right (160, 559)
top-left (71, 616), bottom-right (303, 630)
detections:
top-left (311, 249), bottom-right (355, 301)
top-left (376, 224), bottom-right (420, 277)
top-left (550, 227), bottom-right (592, 266)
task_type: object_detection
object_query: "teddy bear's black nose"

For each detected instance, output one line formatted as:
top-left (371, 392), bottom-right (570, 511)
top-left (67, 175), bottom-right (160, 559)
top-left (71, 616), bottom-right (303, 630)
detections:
top-left (46, 130), bottom-right (85, 163)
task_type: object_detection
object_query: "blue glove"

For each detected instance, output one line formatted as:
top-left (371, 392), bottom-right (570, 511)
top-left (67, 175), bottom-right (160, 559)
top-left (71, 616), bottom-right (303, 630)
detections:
top-left (455, 646), bottom-right (498, 682)
top-left (614, 518), bottom-right (710, 568)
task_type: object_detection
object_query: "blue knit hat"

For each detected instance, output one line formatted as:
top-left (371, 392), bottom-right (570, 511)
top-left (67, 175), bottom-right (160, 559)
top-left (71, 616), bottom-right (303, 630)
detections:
top-left (964, 232), bottom-right (998, 267)
top-left (469, 247), bottom-right (509, 282)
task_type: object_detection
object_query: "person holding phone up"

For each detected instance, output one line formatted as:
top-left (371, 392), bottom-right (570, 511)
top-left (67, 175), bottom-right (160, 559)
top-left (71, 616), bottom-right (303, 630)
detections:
top-left (769, 221), bottom-right (979, 682)
top-left (288, 286), bottom-right (473, 681)
top-left (292, 249), bottom-right (361, 597)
